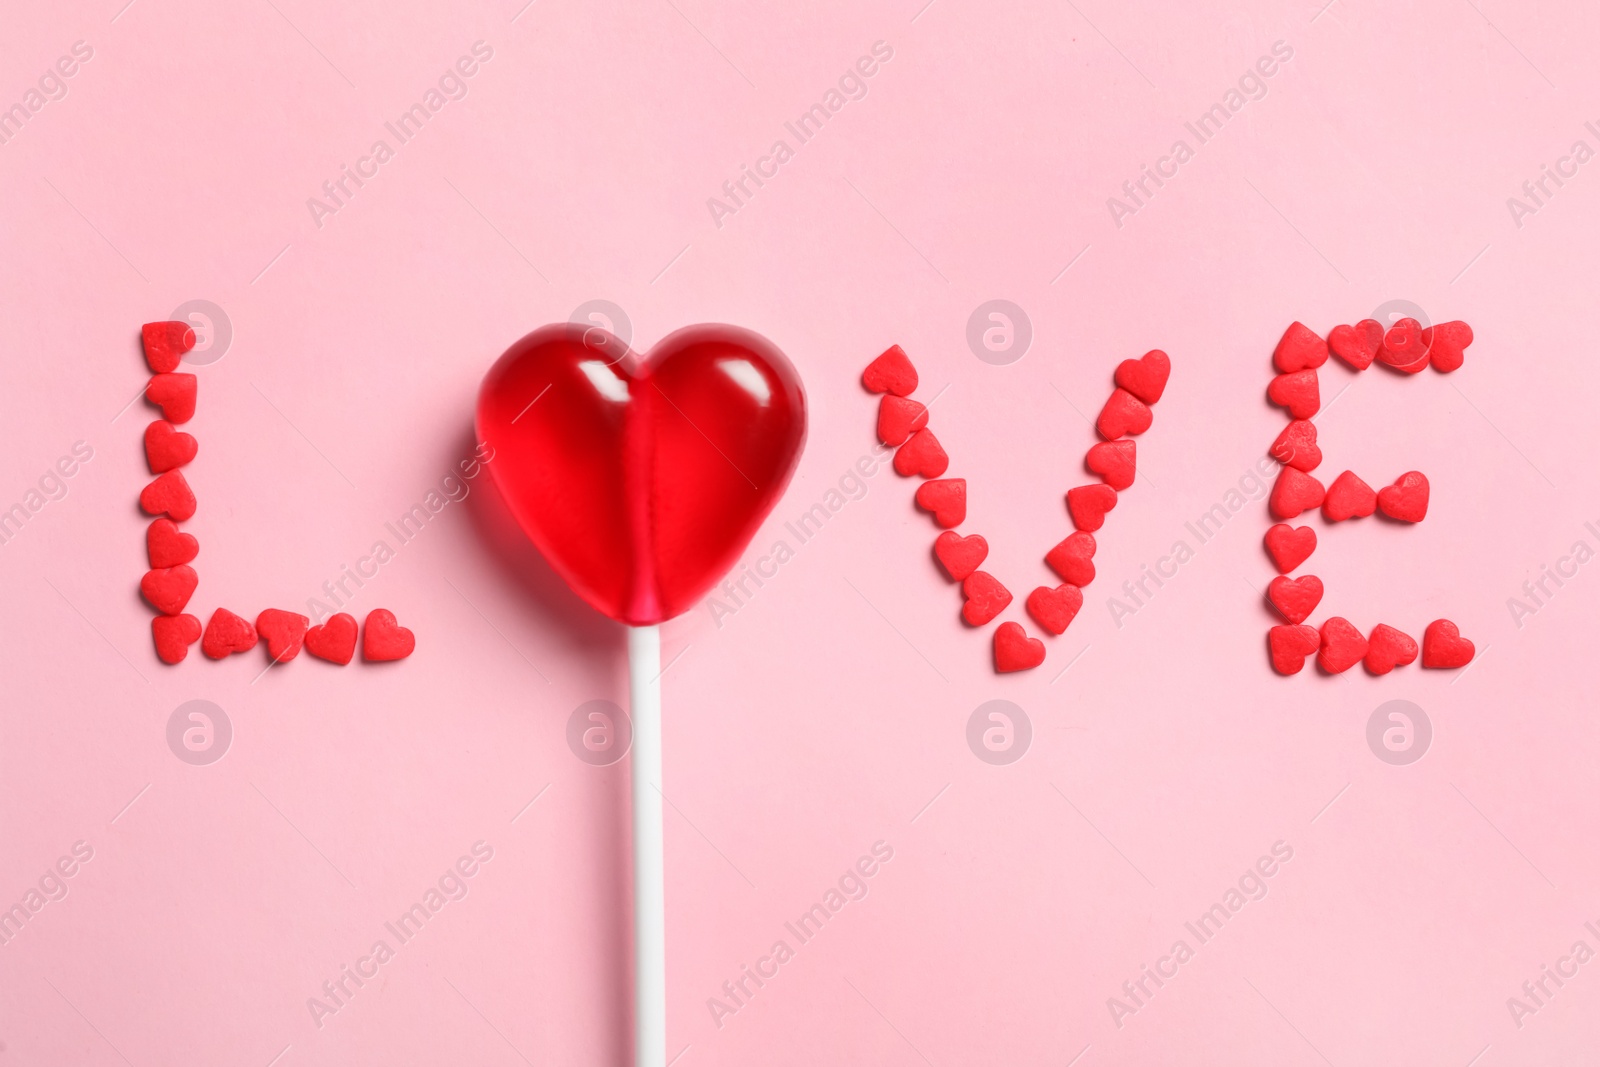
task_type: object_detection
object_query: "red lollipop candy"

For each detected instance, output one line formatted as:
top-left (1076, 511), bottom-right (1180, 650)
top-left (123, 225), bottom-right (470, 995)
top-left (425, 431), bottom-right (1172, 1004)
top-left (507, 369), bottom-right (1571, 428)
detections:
top-left (475, 322), bottom-right (806, 1067)
top-left (476, 323), bottom-right (807, 625)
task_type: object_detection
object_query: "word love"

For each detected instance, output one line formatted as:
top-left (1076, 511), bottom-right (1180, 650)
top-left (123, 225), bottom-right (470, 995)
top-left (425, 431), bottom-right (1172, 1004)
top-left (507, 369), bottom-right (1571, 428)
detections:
top-left (862, 344), bottom-right (1171, 674)
top-left (136, 322), bottom-right (415, 667)
top-left (1262, 318), bottom-right (1475, 675)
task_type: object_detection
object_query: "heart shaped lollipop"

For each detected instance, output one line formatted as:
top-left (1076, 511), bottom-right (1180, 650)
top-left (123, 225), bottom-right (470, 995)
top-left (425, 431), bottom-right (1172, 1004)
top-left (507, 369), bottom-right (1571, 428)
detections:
top-left (476, 323), bottom-right (807, 625)
top-left (476, 322), bottom-right (806, 1067)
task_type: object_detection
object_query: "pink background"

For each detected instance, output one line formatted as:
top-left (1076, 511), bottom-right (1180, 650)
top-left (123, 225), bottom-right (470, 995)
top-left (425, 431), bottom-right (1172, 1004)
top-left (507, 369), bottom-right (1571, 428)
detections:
top-left (3, 0), bottom-right (1599, 1062)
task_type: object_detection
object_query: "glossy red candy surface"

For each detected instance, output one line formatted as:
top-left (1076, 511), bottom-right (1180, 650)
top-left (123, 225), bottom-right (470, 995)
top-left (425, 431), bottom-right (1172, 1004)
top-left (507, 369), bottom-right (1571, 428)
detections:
top-left (477, 324), bottom-right (806, 625)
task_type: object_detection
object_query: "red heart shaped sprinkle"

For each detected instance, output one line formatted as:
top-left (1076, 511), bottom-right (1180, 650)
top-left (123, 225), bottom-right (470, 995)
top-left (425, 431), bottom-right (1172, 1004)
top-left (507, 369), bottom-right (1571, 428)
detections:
top-left (961, 571), bottom-right (1012, 626)
top-left (1272, 322), bottom-right (1329, 373)
top-left (141, 321), bottom-right (196, 375)
top-left (1269, 420), bottom-right (1321, 472)
top-left (256, 609), bottom-right (311, 663)
top-left (934, 531), bottom-right (988, 581)
top-left (1269, 467), bottom-right (1325, 520)
top-left (1389, 356), bottom-right (1429, 376)
top-left (1026, 583), bottom-right (1083, 635)
top-left (1264, 524), bottom-right (1316, 574)
top-left (1113, 350), bottom-right (1171, 404)
top-left (140, 470), bottom-right (197, 521)
top-left (914, 478), bottom-right (966, 527)
top-left (1317, 617), bottom-right (1368, 673)
top-left (305, 613), bottom-right (358, 665)
top-left (1377, 471), bottom-right (1429, 522)
top-left (994, 621), bottom-right (1045, 673)
top-left (152, 613), bottom-right (202, 664)
top-left (1268, 623), bottom-right (1321, 675)
top-left (861, 344), bottom-right (918, 396)
top-left (1096, 388), bottom-right (1153, 440)
top-left (147, 518), bottom-right (199, 568)
top-left (877, 395), bottom-right (928, 446)
top-left (1267, 574), bottom-right (1323, 624)
top-left (894, 429), bottom-right (948, 477)
top-left (1378, 318), bottom-right (1427, 372)
top-left (203, 608), bottom-right (258, 659)
top-left (1421, 619), bottom-right (1474, 668)
top-left (1045, 531), bottom-right (1096, 586)
top-left (1422, 321), bottom-right (1472, 373)
top-left (363, 608), bottom-right (415, 661)
top-left (140, 565), bottom-right (198, 615)
top-left (1267, 370), bottom-right (1320, 419)
top-left (146, 372), bottom-right (198, 424)
top-left (1364, 623), bottom-right (1418, 675)
top-left (1066, 483), bottom-right (1118, 533)
top-left (1086, 440), bottom-right (1136, 490)
top-left (1322, 470), bottom-right (1377, 522)
top-left (144, 420), bottom-right (198, 473)
top-left (1328, 319), bottom-right (1383, 371)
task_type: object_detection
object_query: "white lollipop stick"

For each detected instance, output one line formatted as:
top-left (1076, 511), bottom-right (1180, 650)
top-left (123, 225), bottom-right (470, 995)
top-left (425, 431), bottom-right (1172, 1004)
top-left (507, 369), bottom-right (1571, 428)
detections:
top-left (629, 624), bottom-right (665, 1067)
